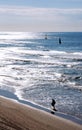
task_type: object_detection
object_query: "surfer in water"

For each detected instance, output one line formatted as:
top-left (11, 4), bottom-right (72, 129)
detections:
top-left (51, 99), bottom-right (57, 114)
top-left (45, 34), bottom-right (47, 40)
top-left (59, 37), bottom-right (61, 44)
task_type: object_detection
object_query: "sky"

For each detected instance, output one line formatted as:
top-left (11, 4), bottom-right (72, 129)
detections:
top-left (0, 0), bottom-right (82, 32)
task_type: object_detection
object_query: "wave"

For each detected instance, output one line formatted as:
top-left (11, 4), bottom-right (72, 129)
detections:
top-left (72, 58), bottom-right (82, 62)
top-left (67, 81), bottom-right (82, 91)
top-left (73, 52), bottom-right (82, 55)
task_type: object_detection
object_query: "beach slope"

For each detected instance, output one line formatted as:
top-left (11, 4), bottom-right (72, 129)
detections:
top-left (0, 96), bottom-right (82, 130)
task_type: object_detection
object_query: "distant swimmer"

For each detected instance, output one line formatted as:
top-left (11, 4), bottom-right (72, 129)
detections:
top-left (59, 37), bottom-right (61, 44)
top-left (45, 34), bottom-right (47, 40)
top-left (51, 99), bottom-right (57, 114)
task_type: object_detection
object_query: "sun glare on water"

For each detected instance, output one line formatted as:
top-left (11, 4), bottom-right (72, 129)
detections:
top-left (0, 32), bottom-right (38, 40)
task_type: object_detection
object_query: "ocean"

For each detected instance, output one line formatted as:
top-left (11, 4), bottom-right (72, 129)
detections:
top-left (0, 32), bottom-right (82, 119)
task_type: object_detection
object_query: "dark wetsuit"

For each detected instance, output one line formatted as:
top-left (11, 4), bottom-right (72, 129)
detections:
top-left (51, 99), bottom-right (56, 107)
top-left (51, 99), bottom-right (57, 111)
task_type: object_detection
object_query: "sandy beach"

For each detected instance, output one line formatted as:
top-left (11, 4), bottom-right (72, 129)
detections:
top-left (0, 96), bottom-right (82, 130)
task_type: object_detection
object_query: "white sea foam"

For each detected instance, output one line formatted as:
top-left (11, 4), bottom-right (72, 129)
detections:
top-left (73, 52), bottom-right (82, 56)
top-left (49, 50), bottom-right (67, 55)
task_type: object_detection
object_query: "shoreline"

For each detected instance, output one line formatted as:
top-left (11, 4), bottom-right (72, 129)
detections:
top-left (0, 96), bottom-right (82, 130)
top-left (0, 89), bottom-right (82, 125)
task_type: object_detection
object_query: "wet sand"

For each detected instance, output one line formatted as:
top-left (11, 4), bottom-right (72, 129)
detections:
top-left (0, 96), bottom-right (82, 130)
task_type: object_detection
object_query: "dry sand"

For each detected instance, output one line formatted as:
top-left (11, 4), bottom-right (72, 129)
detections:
top-left (0, 96), bottom-right (82, 130)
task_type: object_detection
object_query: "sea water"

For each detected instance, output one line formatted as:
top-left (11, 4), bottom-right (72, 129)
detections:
top-left (0, 32), bottom-right (82, 119)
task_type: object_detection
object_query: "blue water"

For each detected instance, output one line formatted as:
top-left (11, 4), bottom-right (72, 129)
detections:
top-left (0, 32), bottom-right (82, 119)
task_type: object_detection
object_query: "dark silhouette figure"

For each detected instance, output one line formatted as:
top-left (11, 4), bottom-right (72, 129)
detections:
top-left (45, 34), bottom-right (47, 40)
top-left (51, 99), bottom-right (57, 114)
top-left (59, 37), bottom-right (61, 44)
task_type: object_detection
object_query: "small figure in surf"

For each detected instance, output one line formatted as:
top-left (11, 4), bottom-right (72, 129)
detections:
top-left (51, 99), bottom-right (57, 114)
top-left (45, 34), bottom-right (47, 40)
top-left (59, 37), bottom-right (61, 44)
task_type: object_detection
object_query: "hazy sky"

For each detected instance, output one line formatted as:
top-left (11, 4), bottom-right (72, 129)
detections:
top-left (0, 0), bottom-right (82, 32)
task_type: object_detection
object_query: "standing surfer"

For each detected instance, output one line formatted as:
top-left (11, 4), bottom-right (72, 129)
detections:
top-left (59, 37), bottom-right (61, 44)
